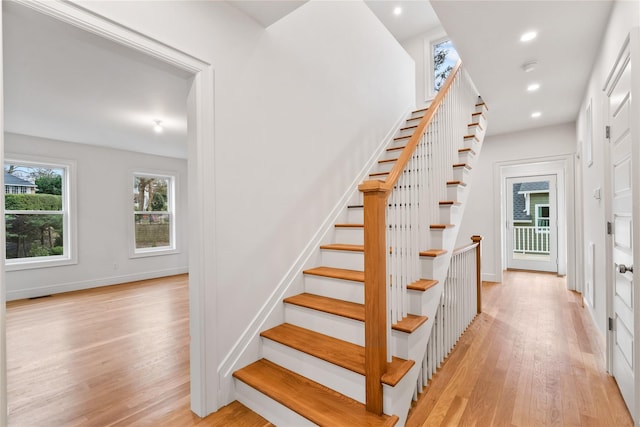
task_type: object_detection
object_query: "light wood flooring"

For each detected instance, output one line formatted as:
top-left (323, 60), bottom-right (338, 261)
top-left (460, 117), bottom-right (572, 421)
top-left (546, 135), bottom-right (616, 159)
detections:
top-left (407, 270), bottom-right (633, 427)
top-left (6, 271), bottom-right (632, 426)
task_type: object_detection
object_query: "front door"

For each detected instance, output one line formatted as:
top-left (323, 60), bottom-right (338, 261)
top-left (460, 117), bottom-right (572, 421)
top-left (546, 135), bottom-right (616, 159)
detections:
top-left (506, 174), bottom-right (558, 272)
top-left (607, 40), bottom-right (636, 420)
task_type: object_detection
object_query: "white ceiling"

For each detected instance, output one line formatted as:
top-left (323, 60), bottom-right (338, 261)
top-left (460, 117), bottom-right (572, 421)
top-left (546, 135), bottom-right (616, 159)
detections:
top-left (3, 1), bottom-right (614, 160)
top-left (431, 0), bottom-right (614, 136)
top-left (3, 1), bottom-right (191, 159)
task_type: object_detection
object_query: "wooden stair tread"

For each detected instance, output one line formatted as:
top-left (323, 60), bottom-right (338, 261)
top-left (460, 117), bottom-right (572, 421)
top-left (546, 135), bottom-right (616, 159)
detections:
top-left (392, 314), bottom-right (428, 333)
top-left (347, 204), bottom-right (364, 209)
top-left (464, 134), bottom-right (480, 141)
top-left (319, 243), bottom-right (364, 252)
top-left (335, 223), bottom-right (364, 228)
top-left (430, 224), bottom-right (455, 229)
top-left (471, 111), bottom-right (485, 117)
top-left (400, 125), bottom-right (418, 131)
top-left (370, 171), bottom-right (389, 177)
top-left (379, 158), bottom-right (398, 164)
top-left (387, 145), bottom-right (406, 152)
top-left (407, 279), bottom-right (438, 292)
top-left (439, 200), bottom-right (462, 206)
top-left (447, 180), bottom-right (467, 186)
top-left (420, 249), bottom-right (448, 258)
top-left (393, 135), bottom-right (411, 141)
top-left (285, 293), bottom-right (424, 333)
top-left (260, 323), bottom-right (414, 386)
top-left (453, 163), bottom-right (471, 169)
top-left (304, 266), bottom-right (364, 282)
top-left (458, 147), bottom-right (477, 154)
top-left (412, 107), bottom-right (428, 114)
top-left (468, 122), bottom-right (484, 130)
top-left (233, 359), bottom-right (399, 427)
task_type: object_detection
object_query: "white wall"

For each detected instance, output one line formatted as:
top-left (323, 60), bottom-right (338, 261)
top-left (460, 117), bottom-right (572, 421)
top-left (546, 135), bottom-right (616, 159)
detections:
top-left (401, 26), bottom-right (447, 110)
top-left (73, 0), bottom-right (415, 404)
top-left (575, 0), bottom-right (640, 336)
top-left (4, 132), bottom-right (188, 300)
top-left (457, 123), bottom-right (576, 283)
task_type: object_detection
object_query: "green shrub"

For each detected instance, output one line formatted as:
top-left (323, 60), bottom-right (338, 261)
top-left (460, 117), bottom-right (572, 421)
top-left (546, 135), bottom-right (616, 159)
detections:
top-left (5, 194), bottom-right (62, 211)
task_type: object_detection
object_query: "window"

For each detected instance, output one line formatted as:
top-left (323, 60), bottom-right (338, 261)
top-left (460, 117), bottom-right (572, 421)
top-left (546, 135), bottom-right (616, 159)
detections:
top-left (4, 158), bottom-right (75, 269)
top-left (132, 172), bottom-right (175, 256)
top-left (536, 204), bottom-right (550, 233)
top-left (432, 38), bottom-right (459, 93)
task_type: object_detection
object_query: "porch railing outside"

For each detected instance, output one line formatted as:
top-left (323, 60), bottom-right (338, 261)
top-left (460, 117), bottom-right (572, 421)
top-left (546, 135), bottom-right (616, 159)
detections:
top-left (513, 225), bottom-right (550, 254)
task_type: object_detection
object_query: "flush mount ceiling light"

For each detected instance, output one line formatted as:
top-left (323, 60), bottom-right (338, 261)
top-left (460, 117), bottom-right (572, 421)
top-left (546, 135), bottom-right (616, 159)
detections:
top-left (531, 111), bottom-right (542, 118)
top-left (393, 6), bottom-right (402, 16)
top-left (527, 83), bottom-right (540, 92)
top-left (520, 31), bottom-right (537, 42)
top-left (521, 60), bottom-right (538, 73)
top-left (153, 119), bottom-right (163, 133)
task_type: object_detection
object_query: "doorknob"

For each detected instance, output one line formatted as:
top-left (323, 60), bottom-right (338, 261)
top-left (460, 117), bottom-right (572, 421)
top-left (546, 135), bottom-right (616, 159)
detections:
top-left (619, 264), bottom-right (634, 274)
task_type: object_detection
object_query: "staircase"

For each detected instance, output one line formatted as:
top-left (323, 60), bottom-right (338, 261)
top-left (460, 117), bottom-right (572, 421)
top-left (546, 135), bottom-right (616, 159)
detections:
top-left (233, 62), bottom-right (487, 426)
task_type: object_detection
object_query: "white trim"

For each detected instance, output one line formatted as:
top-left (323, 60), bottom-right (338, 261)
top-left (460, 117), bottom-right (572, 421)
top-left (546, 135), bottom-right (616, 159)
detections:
top-left (3, 0), bottom-right (217, 417)
top-left (4, 155), bottom-right (78, 271)
top-left (129, 170), bottom-right (178, 258)
top-left (216, 106), bottom-right (413, 402)
top-left (0, 3), bottom-right (6, 423)
top-left (494, 154), bottom-right (575, 287)
top-left (6, 267), bottom-right (188, 301)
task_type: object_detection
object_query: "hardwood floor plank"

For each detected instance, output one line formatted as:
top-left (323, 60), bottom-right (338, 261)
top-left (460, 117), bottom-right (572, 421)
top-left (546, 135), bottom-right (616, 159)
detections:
top-left (407, 271), bottom-right (633, 427)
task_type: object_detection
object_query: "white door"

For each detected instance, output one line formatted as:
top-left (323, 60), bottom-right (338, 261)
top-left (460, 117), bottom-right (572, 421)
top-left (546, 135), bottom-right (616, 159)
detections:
top-left (607, 40), bottom-right (636, 420)
top-left (506, 174), bottom-right (558, 272)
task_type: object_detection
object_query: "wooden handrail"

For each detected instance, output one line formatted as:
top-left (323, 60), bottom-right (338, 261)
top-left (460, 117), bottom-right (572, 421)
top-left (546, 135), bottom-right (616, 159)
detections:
top-left (359, 59), bottom-right (463, 195)
top-left (357, 60), bottom-right (464, 415)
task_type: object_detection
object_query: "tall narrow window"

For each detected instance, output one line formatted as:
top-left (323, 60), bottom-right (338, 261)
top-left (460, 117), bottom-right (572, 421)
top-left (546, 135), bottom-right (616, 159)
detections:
top-left (433, 39), bottom-right (459, 92)
top-left (4, 159), bottom-right (74, 269)
top-left (132, 173), bottom-right (175, 255)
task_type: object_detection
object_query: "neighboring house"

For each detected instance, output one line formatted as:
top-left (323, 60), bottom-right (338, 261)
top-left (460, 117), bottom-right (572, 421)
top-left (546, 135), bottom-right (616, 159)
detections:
top-left (4, 171), bottom-right (36, 194)
top-left (512, 181), bottom-right (550, 230)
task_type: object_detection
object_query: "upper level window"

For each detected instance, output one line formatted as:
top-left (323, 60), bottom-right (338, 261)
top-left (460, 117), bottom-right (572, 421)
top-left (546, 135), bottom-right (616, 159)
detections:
top-left (536, 204), bottom-right (550, 233)
top-left (4, 158), bottom-right (75, 269)
top-left (433, 38), bottom-right (459, 92)
top-left (132, 172), bottom-right (176, 256)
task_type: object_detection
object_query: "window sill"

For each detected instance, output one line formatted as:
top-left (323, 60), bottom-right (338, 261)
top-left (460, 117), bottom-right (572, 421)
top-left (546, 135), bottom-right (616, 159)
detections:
top-left (5, 256), bottom-right (77, 271)
top-left (130, 247), bottom-right (180, 259)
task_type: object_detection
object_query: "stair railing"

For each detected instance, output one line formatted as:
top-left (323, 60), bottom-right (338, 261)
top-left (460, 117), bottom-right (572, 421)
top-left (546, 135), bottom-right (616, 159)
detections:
top-left (358, 60), bottom-right (480, 414)
top-left (416, 235), bottom-right (482, 397)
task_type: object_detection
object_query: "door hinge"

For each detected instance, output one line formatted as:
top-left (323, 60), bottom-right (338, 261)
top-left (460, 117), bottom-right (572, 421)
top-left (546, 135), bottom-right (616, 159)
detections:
top-left (609, 317), bottom-right (614, 331)
top-left (607, 221), bottom-right (613, 235)
top-left (606, 125), bottom-right (611, 139)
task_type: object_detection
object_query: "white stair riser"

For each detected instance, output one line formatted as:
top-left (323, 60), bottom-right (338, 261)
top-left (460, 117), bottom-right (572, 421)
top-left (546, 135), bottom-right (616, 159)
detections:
top-left (320, 249), bottom-right (364, 271)
top-left (420, 255), bottom-right (449, 282)
top-left (285, 304), bottom-right (364, 346)
top-left (262, 339), bottom-right (365, 403)
top-left (463, 137), bottom-right (479, 150)
top-left (452, 167), bottom-right (470, 182)
top-left (407, 282), bottom-right (441, 316)
top-left (398, 127), bottom-right (417, 137)
top-left (471, 114), bottom-right (487, 127)
top-left (347, 207), bottom-right (363, 223)
top-left (334, 228), bottom-right (363, 245)
top-left (467, 124), bottom-right (483, 136)
top-left (410, 111), bottom-right (427, 119)
top-left (458, 151), bottom-right (474, 165)
top-left (383, 149), bottom-right (404, 161)
top-left (235, 380), bottom-right (315, 426)
top-left (376, 161), bottom-right (396, 173)
top-left (304, 274), bottom-right (364, 304)
top-left (430, 227), bottom-right (457, 250)
top-left (439, 205), bottom-right (462, 224)
top-left (476, 103), bottom-right (488, 114)
top-left (447, 184), bottom-right (466, 201)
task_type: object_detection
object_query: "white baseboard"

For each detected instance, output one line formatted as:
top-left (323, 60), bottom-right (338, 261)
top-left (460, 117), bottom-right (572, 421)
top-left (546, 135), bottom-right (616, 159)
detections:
top-left (6, 267), bottom-right (188, 301)
top-left (481, 272), bottom-right (499, 283)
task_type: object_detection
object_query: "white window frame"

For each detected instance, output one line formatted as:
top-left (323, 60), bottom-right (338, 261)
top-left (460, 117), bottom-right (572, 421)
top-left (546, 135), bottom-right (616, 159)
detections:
top-left (426, 35), bottom-right (457, 101)
top-left (130, 170), bottom-right (177, 258)
top-left (535, 203), bottom-right (550, 233)
top-left (4, 155), bottom-right (77, 271)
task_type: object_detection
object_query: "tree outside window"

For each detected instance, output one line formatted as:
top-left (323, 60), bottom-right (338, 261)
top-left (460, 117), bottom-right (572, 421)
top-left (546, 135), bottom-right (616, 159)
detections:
top-left (133, 173), bottom-right (174, 253)
top-left (433, 39), bottom-right (459, 92)
top-left (4, 162), bottom-right (67, 261)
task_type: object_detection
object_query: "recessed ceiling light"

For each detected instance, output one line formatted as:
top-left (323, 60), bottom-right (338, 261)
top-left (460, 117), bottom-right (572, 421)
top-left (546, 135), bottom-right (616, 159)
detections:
top-left (520, 31), bottom-right (537, 42)
top-left (531, 112), bottom-right (541, 118)
top-left (393, 6), bottom-right (402, 16)
top-left (527, 83), bottom-right (540, 92)
top-left (153, 119), bottom-right (163, 133)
